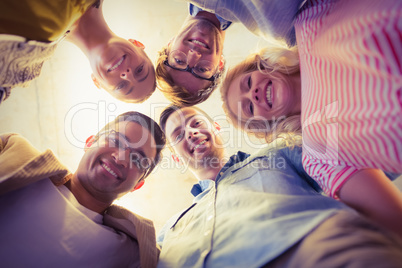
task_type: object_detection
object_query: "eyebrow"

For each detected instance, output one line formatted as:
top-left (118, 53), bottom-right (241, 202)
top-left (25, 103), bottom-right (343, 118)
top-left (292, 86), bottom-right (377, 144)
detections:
top-left (117, 131), bottom-right (148, 158)
top-left (169, 114), bottom-right (197, 140)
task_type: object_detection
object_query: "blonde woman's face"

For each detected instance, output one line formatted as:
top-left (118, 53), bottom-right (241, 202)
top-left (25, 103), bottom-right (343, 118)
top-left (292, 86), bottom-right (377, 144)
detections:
top-left (226, 70), bottom-right (301, 122)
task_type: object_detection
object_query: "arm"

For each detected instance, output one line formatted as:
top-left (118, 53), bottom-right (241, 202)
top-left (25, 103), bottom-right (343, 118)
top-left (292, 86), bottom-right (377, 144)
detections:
top-left (0, 133), bottom-right (41, 180)
top-left (338, 168), bottom-right (402, 238)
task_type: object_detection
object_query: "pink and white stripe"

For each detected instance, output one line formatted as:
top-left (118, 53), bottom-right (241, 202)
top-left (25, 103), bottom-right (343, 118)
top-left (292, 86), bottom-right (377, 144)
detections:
top-left (296, 0), bottom-right (402, 197)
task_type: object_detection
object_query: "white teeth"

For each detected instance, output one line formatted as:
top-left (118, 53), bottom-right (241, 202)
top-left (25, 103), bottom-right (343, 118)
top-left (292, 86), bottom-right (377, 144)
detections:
top-left (266, 82), bottom-right (272, 106)
top-left (191, 40), bottom-right (207, 48)
top-left (109, 56), bottom-right (125, 72)
top-left (194, 140), bottom-right (207, 151)
top-left (102, 163), bottom-right (117, 178)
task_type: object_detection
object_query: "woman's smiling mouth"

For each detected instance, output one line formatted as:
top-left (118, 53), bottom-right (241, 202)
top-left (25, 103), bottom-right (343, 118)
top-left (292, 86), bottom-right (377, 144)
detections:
top-left (108, 55), bottom-right (126, 72)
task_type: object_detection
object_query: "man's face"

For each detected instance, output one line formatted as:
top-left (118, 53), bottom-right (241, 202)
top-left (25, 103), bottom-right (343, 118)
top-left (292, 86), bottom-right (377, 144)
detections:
top-left (166, 16), bottom-right (224, 94)
top-left (76, 120), bottom-right (157, 201)
top-left (165, 107), bottom-right (224, 170)
top-left (90, 37), bottom-right (156, 102)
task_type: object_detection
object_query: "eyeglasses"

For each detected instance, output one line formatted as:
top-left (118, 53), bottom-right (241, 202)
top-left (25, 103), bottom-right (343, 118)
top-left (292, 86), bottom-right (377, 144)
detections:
top-left (96, 130), bottom-right (152, 172)
top-left (164, 50), bottom-right (218, 82)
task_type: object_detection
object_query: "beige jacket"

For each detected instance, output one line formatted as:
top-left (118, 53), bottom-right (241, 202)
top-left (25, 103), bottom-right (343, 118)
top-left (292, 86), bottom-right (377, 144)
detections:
top-left (0, 133), bottom-right (159, 268)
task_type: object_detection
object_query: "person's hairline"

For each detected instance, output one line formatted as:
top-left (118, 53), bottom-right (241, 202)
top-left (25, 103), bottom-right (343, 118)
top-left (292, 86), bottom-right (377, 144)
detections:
top-left (161, 105), bottom-right (212, 132)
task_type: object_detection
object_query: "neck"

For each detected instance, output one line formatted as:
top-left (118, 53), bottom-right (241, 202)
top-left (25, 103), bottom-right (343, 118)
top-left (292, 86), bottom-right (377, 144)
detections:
top-left (65, 175), bottom-right (111, 214)
top-left (191, 154), bottom-right (228, 181)
top-left (196, 11), bottom-right (221, 29)
top-left (195, 11), bottom-right (226, 39)
top-left (66, 3), bottom-right (114, 58)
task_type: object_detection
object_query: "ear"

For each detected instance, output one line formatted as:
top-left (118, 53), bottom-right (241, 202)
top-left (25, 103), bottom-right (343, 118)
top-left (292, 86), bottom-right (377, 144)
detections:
top-left (91, 74), bottom-right (101, 89)
top-left (218, 55), bottom-right (225, 71)
top-left (131, 180), bottom-right (145, 191)
top-left (84, 135), bottom-right (95, 152)
top-left (128, 39), bottom-right (145, 49)
top-left (214, 122), bottom-right (221, 131)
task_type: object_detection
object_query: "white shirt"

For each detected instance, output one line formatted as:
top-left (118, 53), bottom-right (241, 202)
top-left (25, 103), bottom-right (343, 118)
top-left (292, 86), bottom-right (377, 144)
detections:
top-left (0, 178), bottom-right (140, 267)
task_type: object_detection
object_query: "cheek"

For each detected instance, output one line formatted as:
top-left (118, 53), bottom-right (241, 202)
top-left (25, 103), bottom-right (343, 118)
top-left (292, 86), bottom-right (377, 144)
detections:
top-left (125, 171), bottom-right (141, 188)
top-left (254, 108), bottom-right (271, 119)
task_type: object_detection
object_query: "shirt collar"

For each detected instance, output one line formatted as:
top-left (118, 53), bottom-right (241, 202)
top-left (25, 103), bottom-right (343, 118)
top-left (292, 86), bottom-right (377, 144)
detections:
top-left (190, 151), bottom-right (250, 197)
top-left (189, 4), bottom-right (232, 31)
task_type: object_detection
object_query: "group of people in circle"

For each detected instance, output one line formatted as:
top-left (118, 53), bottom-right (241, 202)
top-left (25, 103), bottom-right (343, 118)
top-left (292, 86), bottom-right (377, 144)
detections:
top-left (1, 0), bottom-right (402, 267)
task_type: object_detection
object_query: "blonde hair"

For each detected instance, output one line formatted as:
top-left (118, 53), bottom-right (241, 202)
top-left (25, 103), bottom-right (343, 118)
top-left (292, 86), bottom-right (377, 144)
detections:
top-left (220, 45), bottom-right (302, 145)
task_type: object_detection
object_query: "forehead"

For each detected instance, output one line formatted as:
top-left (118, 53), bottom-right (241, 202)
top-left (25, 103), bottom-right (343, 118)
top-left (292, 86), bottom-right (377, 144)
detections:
top-left (113, 120), bottom-right (157, 158)
top-left (165, 108), bottom-right (206, 132)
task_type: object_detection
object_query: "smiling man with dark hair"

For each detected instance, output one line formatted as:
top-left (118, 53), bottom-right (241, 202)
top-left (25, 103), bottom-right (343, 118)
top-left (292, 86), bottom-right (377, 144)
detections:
top-left (0, 111), bottom-right (166, 267)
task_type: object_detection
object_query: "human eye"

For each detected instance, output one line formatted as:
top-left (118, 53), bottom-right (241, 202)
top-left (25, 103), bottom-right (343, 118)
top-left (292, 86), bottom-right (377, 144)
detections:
top-left (249, 101), bottom-right (254, 116)
top-left (196, 66), bottom-right (210, 73)
top-left (108, 135), bottom-right (120, 147)
top-left (194, 120), bottom-right (203, 126)
top-left (130, 152), bottom-right (141, 168)
top-left (174, 57), bottom-right (186, 66)
top-left (116, 82), bottom-right (127, 90)
top-left (130, 152), bottom-right (151, 171)
top-left (135, 64), bottom-right (144, 74)
top-left (247, 75), bottom-right (252, 89)
top-left (110, 133), bottom-right (128, 149)
top-left (174, 132), bottom-right (184, 142)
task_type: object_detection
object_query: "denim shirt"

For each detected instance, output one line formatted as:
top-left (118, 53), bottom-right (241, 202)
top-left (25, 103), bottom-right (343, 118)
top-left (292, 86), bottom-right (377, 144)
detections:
top-left (187, 0), bottom-right (307, 46)
top-left (157, 145), bottom-right (350, 268)
top-left (189, 4), bottom-right (232, 31)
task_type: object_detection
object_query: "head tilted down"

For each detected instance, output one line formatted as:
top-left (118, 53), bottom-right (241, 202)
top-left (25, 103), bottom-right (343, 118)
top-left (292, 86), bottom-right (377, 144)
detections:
top-left (160, 105), bottom-right (225, 172)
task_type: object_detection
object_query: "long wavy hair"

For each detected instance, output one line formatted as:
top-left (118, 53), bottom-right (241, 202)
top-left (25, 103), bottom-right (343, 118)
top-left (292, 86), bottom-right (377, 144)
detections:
top-left (220, 45), bottom-right (302, 146)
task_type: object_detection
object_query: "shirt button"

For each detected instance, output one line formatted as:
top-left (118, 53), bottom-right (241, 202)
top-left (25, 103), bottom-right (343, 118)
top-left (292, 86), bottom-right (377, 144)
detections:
top-left (220, 172), bottom-right (224, 176)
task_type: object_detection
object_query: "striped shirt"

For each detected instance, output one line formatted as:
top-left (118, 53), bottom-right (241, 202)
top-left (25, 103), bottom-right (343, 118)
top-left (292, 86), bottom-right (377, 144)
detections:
top-left (297, 0), bottom-right (402, 198)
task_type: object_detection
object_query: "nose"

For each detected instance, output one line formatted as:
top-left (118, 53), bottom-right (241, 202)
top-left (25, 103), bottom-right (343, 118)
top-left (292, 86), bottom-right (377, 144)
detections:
top-left (120, 68), bottom-right (131, 79)
top-left (251, 87), bottom-right (262, 104)
top-left (187, 50), bottom-right (201, 67)
top-left (112, 149), bottom-right (130, 168)
top-left (187, 129), bottom-right (199, 140)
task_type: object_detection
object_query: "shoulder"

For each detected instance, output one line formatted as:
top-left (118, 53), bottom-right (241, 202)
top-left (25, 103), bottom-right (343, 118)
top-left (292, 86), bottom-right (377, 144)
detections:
top-left (105, 205), bottom-right (160, 268)
top-left (0, 133), bottom-right (39, 155)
